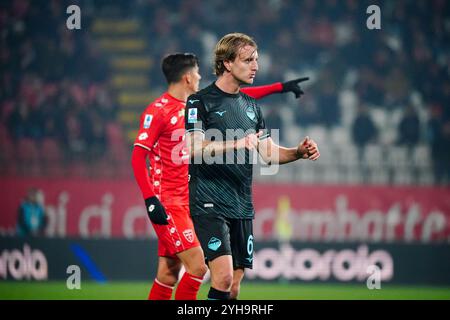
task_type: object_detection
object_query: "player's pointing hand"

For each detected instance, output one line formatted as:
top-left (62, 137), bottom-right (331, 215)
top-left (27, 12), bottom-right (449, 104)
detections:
top-left (281, 77), bottom-right (310, 99)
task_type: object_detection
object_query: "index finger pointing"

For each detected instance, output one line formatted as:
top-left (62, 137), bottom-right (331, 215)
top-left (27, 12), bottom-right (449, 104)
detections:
top-left (294, 77), bottom-right (310, 84)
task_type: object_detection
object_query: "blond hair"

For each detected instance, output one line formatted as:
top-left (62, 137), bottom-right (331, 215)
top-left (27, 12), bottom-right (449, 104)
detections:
top-left (214, 33), bottom-right (257, 76)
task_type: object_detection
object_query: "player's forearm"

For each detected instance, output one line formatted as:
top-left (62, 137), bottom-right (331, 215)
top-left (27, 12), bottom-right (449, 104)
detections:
top-left (131, 146), bottom-right (155, 199)
top-left (278, 147), bottom-right (303, 164)
top-left (264, 146), bottom-right (302, 165)
top-left (190, 140), bottom-right (236, 159)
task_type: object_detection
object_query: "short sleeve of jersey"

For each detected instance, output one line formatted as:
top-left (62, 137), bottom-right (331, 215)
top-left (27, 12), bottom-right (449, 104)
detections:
top-left (185, 94), bottom-right (207, 135)
top-left (255, 103), bottom-right (270, 141)
top-left (133, 108), bottom-right (166, 151)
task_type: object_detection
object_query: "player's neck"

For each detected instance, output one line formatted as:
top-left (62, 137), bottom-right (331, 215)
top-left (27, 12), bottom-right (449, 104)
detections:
top-left (215, 75), bottom-right (240, 94)
top-left (167, 83), bottom-right (191, 102)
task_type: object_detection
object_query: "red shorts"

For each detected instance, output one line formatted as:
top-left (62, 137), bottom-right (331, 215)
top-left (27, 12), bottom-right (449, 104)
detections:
top-left (152, 203), bottom-right (200, 258)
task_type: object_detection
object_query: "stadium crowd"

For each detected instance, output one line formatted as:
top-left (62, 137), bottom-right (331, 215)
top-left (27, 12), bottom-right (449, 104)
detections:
top-left (0, 0), bottom-right (449, 183)
top-left (0, 0), bottom-right (121, 176)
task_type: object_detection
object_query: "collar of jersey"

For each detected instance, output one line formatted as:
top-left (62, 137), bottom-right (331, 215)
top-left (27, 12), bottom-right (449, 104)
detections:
top-left (212, 82), bottom-right (240, 98)
top-left (165, 92), bottom-right (185, 103)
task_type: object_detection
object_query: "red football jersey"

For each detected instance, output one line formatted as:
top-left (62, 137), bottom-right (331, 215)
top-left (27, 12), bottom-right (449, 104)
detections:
top-left (134, 93), bottom-right (189, 205)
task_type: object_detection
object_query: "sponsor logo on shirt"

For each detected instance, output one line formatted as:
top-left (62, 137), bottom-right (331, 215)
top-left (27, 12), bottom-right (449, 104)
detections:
top-left (188, 99), bottom-right (200, 104)
top-left (170, 116), bottom-right (178, 125)
top-left (138, 132), bottom-right (148, 141)
top-left (215, 110), bottom-right (227, 117)
top-left (188, 108), bottom-right (198, 123)
top-left (143, 114), bottom-right (153, 129)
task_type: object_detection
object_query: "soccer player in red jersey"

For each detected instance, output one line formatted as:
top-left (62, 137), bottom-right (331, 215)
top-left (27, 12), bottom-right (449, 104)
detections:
top-left (131, 53), bottom-right (308, 300)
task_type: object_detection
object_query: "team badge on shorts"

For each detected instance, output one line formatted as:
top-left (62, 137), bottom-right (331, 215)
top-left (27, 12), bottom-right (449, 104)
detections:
top-left (183, 229), bottom-right (194, 243)
top-left (207, 237), bottom-right (222, 251)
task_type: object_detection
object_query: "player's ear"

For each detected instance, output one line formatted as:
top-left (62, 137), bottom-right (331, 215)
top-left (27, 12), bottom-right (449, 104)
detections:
top-left (223, 60), bottom-right (232, 73)
top-left (184, 72), bottom-right (191, 84)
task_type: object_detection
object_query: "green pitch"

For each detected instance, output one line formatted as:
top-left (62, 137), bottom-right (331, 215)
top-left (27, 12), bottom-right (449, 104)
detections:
top-left (1, 282), bottom-right (450, 300)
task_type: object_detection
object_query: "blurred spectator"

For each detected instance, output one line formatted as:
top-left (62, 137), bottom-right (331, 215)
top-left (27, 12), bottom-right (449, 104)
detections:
top-left (398, 105), bottom-right (420, 148)
top-left (355, 66), bottom-right (385, 106)
top-left (428, 105), bottom-right (450, 185)
top-left (264, 108), bottom-right (285, 145)
top-left (352, 104), bottom-right (378, 183)
top-left (316, 74), bottom-right (340, 127)
top-left (351, 104), bottom-right (378, 150)
top-left (83, 108), bottom-right (108, 161)
top-left (440, 122), bottom-right (450, 185)
top-left (384, 67), bottom-right (410, 109)
top-left (295, 93), bottom-right (321, 127)
top-left (16, 187), bottom-right (47, 237)
top-left (6, 98), bottom-right (31, 141)
top-left (63, 107), bottom-right (87, 161)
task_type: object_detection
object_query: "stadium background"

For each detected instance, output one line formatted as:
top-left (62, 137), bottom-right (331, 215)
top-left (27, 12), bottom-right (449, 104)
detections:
top-left (0, 0), bottom-right (449, 300)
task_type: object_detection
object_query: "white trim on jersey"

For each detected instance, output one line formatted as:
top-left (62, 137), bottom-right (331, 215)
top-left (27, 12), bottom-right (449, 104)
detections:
top-left (133, 143), bottom-right (152, 152)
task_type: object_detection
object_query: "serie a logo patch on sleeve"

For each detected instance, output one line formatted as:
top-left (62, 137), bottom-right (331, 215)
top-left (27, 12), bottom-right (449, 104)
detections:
top-left (188, 108), bottom-right (197, 123)
top-left (143, 114), bottom-right (153, 129)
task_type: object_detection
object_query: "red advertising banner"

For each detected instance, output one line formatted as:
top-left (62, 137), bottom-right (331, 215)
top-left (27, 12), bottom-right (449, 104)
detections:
top-left (1, 178), bottom-right (449, 242)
